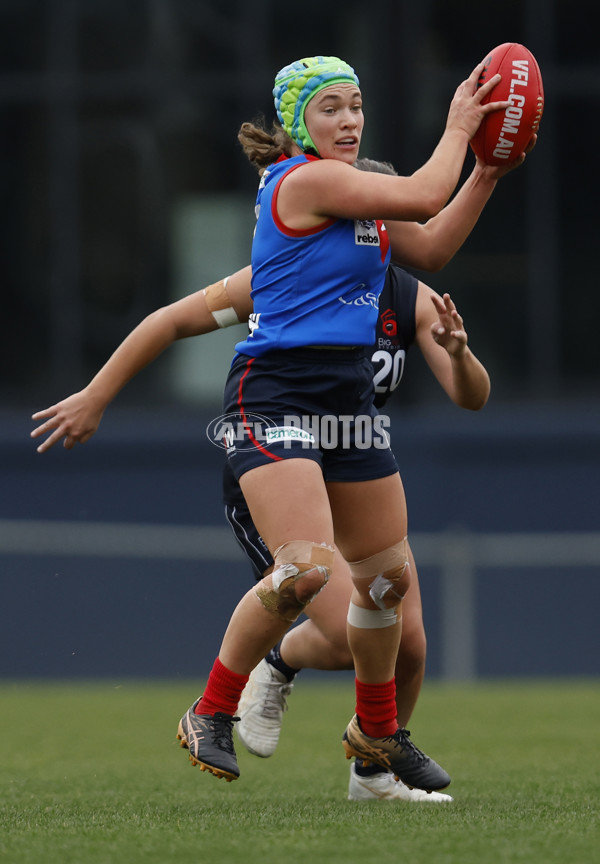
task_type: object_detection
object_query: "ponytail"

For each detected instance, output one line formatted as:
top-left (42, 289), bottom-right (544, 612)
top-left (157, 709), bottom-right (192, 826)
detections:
top-left (238, 119), bottom-right (293, 172)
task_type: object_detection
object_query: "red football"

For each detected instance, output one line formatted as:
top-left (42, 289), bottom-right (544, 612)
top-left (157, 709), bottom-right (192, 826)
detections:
top-left (470, 42), bottom-right (544, 166)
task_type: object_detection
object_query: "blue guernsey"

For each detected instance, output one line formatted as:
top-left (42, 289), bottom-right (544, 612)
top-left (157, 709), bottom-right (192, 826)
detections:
top-left (234, 154), bottom-right (391, 357)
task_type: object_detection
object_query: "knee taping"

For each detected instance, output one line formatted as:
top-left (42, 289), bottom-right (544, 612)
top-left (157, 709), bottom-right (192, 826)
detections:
top-left (347, 601), bottom-right (400, 629)
top-left (348, 538), bottom-right (409, 610)
top-left (255, 540), bottom-right (334, 623)
top-left (203, 277), bottom-right (240, 328)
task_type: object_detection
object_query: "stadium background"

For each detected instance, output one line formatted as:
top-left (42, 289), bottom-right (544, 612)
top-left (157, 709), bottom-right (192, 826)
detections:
top-left (1, 0), bottom-right (598, 679)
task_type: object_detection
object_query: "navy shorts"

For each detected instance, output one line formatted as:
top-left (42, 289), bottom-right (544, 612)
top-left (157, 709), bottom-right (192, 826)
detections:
top-left (223, 462), bottom-right (273, 581)
top-left (222, 347), bottom-right (398, 483)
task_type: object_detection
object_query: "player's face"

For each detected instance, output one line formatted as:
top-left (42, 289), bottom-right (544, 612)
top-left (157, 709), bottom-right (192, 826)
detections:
top-left (304, 83), bottom-right (363, 163)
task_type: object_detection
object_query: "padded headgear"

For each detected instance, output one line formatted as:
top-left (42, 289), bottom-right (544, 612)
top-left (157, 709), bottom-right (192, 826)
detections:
top-left (273, 55), bottom-right (360, 154)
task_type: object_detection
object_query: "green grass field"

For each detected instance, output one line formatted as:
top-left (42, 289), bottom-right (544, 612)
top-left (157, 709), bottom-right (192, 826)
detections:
top-left (0, 678), bottom-right (597, 864)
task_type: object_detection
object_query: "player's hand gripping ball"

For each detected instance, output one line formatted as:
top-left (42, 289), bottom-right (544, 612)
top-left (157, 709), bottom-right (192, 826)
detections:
top-left (471, 42), bottom-right (544, 166)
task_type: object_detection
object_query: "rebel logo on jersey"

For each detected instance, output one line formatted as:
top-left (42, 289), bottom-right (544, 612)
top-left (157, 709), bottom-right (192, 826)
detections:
top-left (354, 219), bottom-right (389, 264)
top-left (354, 219), bottom-right (380, 246)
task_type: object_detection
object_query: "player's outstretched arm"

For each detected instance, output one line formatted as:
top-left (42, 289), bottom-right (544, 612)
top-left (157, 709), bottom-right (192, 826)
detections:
top-left (31, 267), bottom-right (253, 453)
top-left (387, 135), bottom-right (536, 272)
top-left (415, 286), bottom-right (490, 411)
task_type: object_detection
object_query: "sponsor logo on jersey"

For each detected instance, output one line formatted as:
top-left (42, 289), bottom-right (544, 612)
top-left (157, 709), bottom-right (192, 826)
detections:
top-left (338, 283), bottom-right (379, 308)
top-left (354, 219), bottom-right (380, 246)
top-left (380, 307), bottom-right (397, 337)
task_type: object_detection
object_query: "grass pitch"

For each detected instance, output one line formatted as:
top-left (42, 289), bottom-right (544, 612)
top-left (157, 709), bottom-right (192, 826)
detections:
top-left (0, 678), bottom-right (597, 864)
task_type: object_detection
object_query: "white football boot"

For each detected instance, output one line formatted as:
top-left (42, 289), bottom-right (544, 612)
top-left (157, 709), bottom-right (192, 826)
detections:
top-left (236, 659), bottom-right (294, 757)
top-left (348, 763), bottom-right (454, 802)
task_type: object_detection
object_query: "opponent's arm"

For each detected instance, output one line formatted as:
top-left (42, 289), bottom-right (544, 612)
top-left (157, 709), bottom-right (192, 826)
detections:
top-left (387, 137), bottom-right (536, 271)
top-left (31, 267), bottom-right (253, 452)
top-left (415, 285), bottom-right (490, 410)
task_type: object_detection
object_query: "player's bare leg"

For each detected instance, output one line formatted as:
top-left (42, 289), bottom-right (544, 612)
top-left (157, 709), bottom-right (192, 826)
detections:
top-left (178, 459), bottom-right (335, 781)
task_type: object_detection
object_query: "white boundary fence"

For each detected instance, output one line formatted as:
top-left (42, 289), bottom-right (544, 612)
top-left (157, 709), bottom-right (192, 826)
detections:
top-left (1, 519), bottom-right (599, 680)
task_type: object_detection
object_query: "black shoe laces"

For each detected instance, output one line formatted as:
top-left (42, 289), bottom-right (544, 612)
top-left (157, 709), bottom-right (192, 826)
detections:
top-left (385, 728), bottom-right (428, 764)
top-left (211, 713), bottom-right (239, 754)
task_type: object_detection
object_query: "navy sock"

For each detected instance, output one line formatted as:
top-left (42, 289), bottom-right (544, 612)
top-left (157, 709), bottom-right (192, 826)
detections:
top-left (266, 641), bottom-right (300, 683)
top-left (354, 758), bottom-right (387, 777)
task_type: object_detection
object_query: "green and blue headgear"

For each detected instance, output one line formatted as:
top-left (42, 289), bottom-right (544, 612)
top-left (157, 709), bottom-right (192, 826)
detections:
top-left (273, 56), bottom-right (360, 155)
